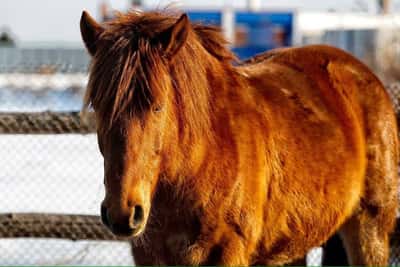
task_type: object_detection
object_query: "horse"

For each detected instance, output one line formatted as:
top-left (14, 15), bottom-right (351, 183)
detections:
top-left (80, 10), bottom-right (399, 266)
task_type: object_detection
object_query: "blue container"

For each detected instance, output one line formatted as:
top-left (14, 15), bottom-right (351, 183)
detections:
top-left (187, 10), bottom-right (294, 60)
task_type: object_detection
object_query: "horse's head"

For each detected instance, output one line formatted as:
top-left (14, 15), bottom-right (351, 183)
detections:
top-left (80, 10), bottom-right (234, 237)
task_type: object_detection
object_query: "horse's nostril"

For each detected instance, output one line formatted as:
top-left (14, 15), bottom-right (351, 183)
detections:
top-left (131, 205), bottom-right (144, 227)
top-left (101, 205), bottom-right (110, 227)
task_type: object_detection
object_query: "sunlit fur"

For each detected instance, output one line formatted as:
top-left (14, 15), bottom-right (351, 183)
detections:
top-left (81, 10), bottom-right (399, 266)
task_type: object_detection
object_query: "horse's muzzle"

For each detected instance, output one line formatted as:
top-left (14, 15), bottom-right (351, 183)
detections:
top-left (101, 204), bottom-right (145, 237)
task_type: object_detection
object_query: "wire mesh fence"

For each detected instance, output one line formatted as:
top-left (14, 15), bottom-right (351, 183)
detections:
top-left (1, 47), bottom-right (400, 266)
top-left (0, 132), bottom-right (135, 265)
top-left (0, 47), bottom-right (136, 265)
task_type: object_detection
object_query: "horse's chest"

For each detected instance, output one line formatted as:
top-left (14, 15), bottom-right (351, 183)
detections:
top-left (142, 219), bottom-right (196, 263)
top-left (142, 199), bottom-right (200, 261)
top-left (164, 231), bottom-right (192, 253)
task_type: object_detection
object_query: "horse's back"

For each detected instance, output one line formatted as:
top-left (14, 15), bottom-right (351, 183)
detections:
top-left (237, 45), bottom-right (398, 264)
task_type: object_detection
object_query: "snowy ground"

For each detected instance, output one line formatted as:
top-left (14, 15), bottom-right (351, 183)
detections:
top-left (0, 86), bottom-right (84, 112)
top-left (0, 134), bottom-right (134, 265)
top-left (0, 74), bottom-right (87, 91)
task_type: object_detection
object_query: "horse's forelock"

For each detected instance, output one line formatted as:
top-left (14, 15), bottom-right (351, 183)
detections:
top-left (85, 40), bottom-right (166, 133)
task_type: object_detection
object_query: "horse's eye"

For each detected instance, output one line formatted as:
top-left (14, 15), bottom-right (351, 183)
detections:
top-left (153, 105), bottom-right (163, 113)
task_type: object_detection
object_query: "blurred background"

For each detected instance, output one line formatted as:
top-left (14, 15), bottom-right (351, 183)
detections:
top-left (1, 0), bottom-right (400, 265)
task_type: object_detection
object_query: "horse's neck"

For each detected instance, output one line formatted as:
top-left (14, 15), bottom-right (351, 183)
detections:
top-left (159, 64), bottom-right (250, 213)
top-left (175, 63), bottom-right (245, 177)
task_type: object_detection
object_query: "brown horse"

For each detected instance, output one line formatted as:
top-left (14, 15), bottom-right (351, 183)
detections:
top-left (80, 10), bottom-right (398, 266)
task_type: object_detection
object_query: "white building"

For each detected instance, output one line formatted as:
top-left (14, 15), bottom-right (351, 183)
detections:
top-left (297, 12), bottom-right (400, 80)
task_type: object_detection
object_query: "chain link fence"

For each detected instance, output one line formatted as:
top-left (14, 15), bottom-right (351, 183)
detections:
top-left (0, 130), bottom-right (135, 265)
top-left (1, 47), bottom-right (400, 266)
top-left (0, 47), bottom-right (135, 266)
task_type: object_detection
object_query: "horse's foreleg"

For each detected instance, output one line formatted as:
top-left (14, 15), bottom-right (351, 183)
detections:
top-left (183, 216), bottom-right (218, 265)
top-left (185, 234), bottom-right (249, 266)
top-left (215, 234), bottom-right (249, 266)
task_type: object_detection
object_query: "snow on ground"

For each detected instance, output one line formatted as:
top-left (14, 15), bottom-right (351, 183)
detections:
top-left (0, 74), bottom-right (87, 91)
top-left (0, 134), bottom-right (134, 265)
top-left (0, 134), bottom-right (103, 214)
top-left (1, 239), bottom-right (134, 266)
top-left (0, 87), bottom-right (84, 112)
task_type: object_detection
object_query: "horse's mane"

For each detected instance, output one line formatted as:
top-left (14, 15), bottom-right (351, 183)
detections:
top-left (84, 10), bottom-right (236, 134)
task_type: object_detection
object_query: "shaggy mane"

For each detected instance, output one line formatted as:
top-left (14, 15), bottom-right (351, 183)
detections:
top-left (84, 10), bottom-right (235, 134)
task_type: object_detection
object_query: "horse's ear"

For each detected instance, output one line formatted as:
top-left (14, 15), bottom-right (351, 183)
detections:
top-left (160, 14), bottom-right (190, 59)
top-left (80, 10), bottom-right (104, 56)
